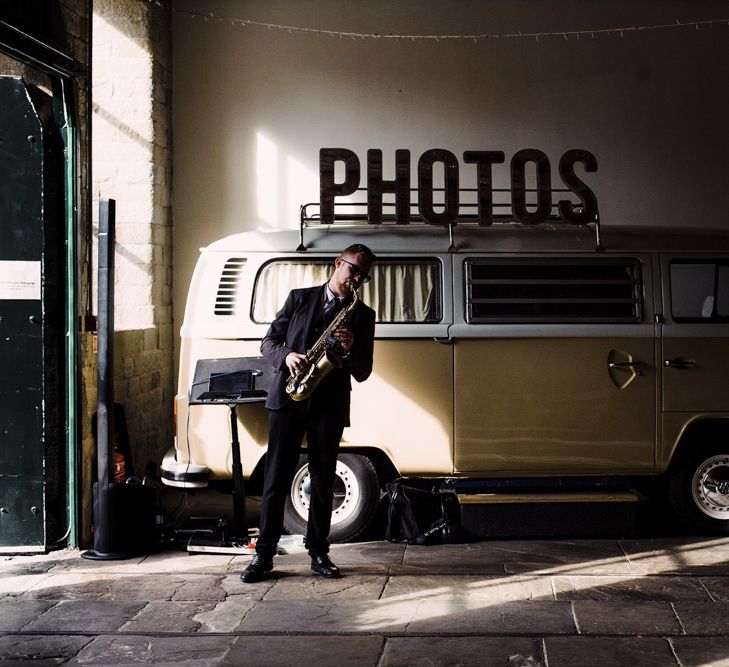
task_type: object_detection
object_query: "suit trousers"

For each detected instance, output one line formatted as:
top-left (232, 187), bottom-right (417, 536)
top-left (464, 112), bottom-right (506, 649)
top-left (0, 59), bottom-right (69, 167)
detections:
top-left (256, 394), bottom-right (347, 559)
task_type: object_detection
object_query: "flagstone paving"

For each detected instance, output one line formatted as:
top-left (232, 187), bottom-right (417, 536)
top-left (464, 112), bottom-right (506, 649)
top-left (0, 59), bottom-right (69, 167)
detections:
top-left (2, 536), bottom-right (729, 665)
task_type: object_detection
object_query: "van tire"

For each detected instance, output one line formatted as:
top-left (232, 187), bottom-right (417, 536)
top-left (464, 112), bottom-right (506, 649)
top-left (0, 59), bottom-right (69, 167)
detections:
top-left (668, 444), bottom-right (729, 535)
top-left (283, 453), bottom-right (380, 543)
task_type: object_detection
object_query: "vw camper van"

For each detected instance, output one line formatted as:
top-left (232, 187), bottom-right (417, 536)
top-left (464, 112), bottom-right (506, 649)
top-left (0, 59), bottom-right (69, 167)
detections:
top-left (162, 219), bottom-right (729, 540)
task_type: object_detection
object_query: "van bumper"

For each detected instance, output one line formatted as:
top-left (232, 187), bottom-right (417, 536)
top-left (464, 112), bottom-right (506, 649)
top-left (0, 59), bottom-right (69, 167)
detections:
top-left (160, 449), bottom-right (210, 488)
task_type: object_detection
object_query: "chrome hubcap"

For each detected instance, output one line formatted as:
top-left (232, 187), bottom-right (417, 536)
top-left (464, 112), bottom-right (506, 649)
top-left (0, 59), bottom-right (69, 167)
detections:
top-left (692, 455), bottom-right (729, 519)
top-left (291, 459), bottom-right (361, 526)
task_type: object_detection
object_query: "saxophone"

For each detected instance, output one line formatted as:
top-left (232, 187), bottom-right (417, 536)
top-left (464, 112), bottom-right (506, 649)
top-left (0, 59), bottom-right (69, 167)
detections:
top-left (285, 286), bottom-right (360, 402)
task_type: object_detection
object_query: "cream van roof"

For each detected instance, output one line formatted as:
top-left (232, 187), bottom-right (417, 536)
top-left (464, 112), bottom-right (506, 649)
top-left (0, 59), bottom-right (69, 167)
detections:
top-left (203, 224), bottom-right (729, 255)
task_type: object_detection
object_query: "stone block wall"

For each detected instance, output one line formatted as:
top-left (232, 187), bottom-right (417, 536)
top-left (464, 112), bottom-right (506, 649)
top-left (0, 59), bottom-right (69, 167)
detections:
top-left (92, 0), bottom-right (174, 488)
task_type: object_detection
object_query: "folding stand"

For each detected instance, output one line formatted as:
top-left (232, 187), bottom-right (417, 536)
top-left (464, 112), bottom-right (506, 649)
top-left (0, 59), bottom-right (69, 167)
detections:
top-left (184, 364), bottom-right (269, 555)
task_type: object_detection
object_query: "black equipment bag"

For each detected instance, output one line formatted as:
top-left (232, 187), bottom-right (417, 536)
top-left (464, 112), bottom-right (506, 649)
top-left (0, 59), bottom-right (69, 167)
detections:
top-left (385, 479), bottom-right (460, 545)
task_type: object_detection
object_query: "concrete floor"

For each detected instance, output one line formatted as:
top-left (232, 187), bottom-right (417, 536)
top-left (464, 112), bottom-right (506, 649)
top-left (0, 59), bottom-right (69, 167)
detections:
top-left (3, 516), bottom-right (729, 666)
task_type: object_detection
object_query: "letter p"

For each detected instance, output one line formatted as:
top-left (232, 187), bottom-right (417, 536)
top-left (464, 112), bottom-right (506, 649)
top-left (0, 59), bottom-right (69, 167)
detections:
top-left (320, 148), bottom-right (360, 224)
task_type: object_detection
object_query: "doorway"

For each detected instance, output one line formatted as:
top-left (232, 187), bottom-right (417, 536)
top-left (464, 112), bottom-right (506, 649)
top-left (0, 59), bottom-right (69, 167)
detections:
top-left (0, 73), bottom-right (70, 551)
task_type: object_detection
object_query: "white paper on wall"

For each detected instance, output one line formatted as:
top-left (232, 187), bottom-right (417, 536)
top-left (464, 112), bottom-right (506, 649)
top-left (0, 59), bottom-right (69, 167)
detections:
top-left (0, 261), bottom-right (41, 300)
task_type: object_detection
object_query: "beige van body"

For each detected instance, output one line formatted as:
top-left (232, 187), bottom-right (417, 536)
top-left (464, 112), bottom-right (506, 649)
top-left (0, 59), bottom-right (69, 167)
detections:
top-left (162, 223), bottom-right (729, 538)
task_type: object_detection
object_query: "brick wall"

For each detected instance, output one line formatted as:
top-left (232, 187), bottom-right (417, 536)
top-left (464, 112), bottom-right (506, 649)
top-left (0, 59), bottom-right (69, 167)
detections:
top-left (92, 0), bottom-right (174, 486)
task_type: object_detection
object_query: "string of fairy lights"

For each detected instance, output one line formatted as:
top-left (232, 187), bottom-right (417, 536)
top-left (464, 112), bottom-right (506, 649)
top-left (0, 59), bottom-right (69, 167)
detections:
top-left (154, 3), bottom-right (729, 43)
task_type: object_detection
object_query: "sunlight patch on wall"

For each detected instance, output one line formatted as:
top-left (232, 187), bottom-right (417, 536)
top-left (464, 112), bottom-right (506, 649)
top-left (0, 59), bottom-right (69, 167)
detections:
top-left (256, 132), bottom-right (279, 227)
top-left (256, 131), bottom-right (319, 230)
top-left (92, 12), bottom-right (156, 332)
top-left (287, 153), bottom-right (319, 226)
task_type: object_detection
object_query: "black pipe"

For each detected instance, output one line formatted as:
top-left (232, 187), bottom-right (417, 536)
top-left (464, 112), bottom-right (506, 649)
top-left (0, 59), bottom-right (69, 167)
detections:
top-left (83, 198), bottom-right (126, 559)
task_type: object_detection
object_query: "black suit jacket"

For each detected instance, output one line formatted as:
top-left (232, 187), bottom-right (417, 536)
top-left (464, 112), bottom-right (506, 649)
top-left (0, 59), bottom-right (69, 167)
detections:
top-left (260, 284), bottom-right (376, 417)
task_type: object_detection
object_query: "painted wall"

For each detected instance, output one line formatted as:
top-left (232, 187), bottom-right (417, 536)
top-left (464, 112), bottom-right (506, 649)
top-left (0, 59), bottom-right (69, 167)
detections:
top-left (172, 0), bottom-right (729, 357)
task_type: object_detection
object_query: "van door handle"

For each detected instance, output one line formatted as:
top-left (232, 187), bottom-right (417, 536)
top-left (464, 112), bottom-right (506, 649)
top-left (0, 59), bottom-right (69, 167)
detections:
top-left (608, 360), bottom-right (644, 375)
top-left (664, 358), bottom-right (696, 369)
top-left (434, 337), bottom-right (453, 344)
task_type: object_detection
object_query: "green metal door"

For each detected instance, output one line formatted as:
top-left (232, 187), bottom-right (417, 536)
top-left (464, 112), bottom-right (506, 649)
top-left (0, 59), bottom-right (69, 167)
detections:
top-left (0, 77), bottom-right (47, 550)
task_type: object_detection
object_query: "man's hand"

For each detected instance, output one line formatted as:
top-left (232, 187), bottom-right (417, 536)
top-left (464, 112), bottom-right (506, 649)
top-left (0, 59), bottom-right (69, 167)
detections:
top-left (333, 327), bottom-right (354, 353)
top-left (285, 352), bottom-right (310, 376)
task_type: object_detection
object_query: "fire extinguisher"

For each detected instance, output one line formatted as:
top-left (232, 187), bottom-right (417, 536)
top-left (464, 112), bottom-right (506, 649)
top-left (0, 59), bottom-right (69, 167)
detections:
top-left (93, 403), bottom-right (131, 484)
top-left (113, 437), bottom-right (126, 484)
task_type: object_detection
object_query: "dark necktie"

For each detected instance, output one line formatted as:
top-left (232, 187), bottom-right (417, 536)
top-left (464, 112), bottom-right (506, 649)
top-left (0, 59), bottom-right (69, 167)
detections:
top-left (323, 297), bottom-right (342, 325)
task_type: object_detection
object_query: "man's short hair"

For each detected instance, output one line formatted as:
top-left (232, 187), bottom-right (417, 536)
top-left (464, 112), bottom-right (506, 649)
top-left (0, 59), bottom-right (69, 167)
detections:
top-left (341, 244), bottom-right (376, 263)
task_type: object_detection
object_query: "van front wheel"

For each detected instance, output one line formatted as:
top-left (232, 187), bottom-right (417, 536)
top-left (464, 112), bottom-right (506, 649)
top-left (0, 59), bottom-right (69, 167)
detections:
top-left (668, 445), bottom-right (729, 535)
top-left (283, 453), bottom-right (380, 542)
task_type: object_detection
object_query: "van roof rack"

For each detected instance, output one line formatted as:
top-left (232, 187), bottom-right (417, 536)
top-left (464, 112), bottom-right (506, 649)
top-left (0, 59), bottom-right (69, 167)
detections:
top-left (298, 187), bottom-right (602, 253)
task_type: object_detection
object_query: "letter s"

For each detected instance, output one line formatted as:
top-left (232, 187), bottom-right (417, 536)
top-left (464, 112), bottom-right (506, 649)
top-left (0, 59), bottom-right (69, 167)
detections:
top-left (559, 149), bottom-right (598, 224)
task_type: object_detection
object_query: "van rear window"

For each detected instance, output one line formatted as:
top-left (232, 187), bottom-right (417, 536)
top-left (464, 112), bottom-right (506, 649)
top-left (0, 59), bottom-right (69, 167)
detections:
top-left (670, 261), bottom-right (729, 321)
top-left (465, 259), bottom-right (643, 323)
top-left (251, 258), bottom-right (442, 324)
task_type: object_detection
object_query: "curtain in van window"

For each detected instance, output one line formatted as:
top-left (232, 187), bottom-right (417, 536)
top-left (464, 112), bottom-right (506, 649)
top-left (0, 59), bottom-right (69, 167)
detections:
top-left (361, 262), bottom-right (434, 323)
top-left (252, 262), bottom-right (330, 322)
top-left (252, 260), bottom-right (435, 323)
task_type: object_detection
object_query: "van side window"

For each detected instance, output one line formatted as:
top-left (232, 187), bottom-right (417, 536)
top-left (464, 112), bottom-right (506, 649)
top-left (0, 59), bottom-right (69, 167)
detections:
top-left (670, 261), bottom-right (729, 321)
top-left (465, 259), bottom-right (643, 323)
top-left (251, 258), bottom-right (442, 324)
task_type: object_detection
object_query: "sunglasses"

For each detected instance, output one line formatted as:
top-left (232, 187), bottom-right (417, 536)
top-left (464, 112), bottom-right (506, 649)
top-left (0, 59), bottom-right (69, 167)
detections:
top-left (339, 257), bottom-right (372, 283)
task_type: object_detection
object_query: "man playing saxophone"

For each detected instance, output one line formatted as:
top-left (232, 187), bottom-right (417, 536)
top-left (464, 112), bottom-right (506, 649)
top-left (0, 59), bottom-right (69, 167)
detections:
top-left (241, 244), bottom-right (376, 583)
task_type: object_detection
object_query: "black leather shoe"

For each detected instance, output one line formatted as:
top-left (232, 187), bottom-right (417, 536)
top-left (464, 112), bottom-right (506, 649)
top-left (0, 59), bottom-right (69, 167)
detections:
top-left (240, 554), bottom-right (273, 583)
top-left (310, 553), bottom-right (341, 578)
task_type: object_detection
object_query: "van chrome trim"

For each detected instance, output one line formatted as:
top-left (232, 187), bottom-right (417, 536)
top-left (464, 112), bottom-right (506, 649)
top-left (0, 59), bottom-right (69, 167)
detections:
top-left (609, 361), bottom-right (645, 375)
top-left (664, 359), bottom-right (697, 369)
top-left (160, 450), bottom-right (210, 488)
top-left (458, 491), bottom-right (640, 504)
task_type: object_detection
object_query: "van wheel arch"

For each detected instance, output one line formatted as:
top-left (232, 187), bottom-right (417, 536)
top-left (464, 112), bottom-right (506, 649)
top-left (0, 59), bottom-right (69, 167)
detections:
top-left (667, 420), bottom-right (729, 535)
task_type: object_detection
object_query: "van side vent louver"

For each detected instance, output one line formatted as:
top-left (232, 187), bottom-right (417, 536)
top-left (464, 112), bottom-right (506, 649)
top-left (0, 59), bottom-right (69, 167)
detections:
top-left (214, 258), bottom-right (246, 316)
top-left (465, 259), bottom-right (643, 323)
